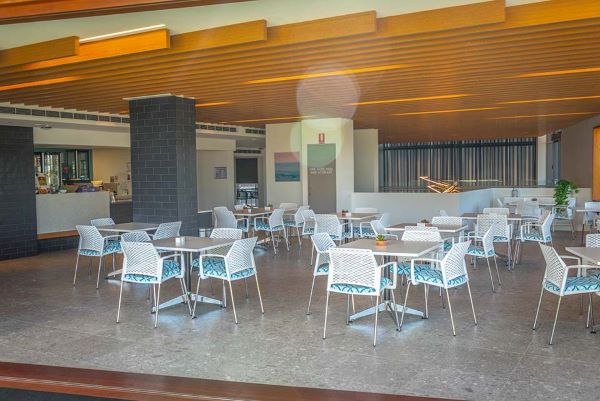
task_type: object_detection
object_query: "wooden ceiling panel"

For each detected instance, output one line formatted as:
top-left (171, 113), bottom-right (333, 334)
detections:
top-left (0, 36), bottom-right (79, 68)
top-left (1, 0), bottom-right (600, 142)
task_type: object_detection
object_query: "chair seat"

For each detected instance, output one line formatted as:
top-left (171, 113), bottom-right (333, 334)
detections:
top-left (302, 227), bottom-right (314, 235)
top-left (316, 263), bottom-right (329, 274)
top-left (588, 270), bottom-right (600, 280)
top-left (330, 231), bottom-right (353, 240)
top-left (390, 262), bottom-right (429, 276)
top-left (443, 241), bottom-right (452, 252)
top-left (544, 276), bottom-right (600, 294)
top-left (330, 277), bottom-right (392, 294)
top-left (466, 244), bottom-right (495, 257)
top-left (79, 240), bottom-right (121, 256)
top-left (254, 221), bottom-right (284, 232)
top-left (237, 221), bottom-right (248, 231)
top-left (516, 233), bottom-right (552, 242)
top-left (352, 226), bottom-right (375, 237)
top-left (191, 257), bottom-right (255, 280)
top-left (123, 259), bottom-right (181, 283)
top-left (284, 221), bottom-right (303, 228)
top-left (493, 236), bottom-right (510, 242)
top-left (414, 267), bottom-right (467, 287)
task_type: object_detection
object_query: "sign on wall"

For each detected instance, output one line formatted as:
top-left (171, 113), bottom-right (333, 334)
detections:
top-left (274, 152), bottom-right (300, 182)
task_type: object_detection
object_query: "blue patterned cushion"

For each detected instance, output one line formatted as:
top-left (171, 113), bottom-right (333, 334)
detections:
top-left (414, 267), bottom-right (467, 287)
top-left (316, 263), bottom-right (329, 273)
top-left (191, 256), bottom-right (255, 280)
top-left (544, 276), bottom-right (600, 294)
top-left (123, 259), bottom-right (181, 283)
top-left (330, 277), bottom-right (392, 294)
top-left (517, 233), bottom-right (552, 242)
top-left (466, 244), bottom-right (494, 257)
top-left (443, 241), bottom-right (452, 252)
top-left (79, 240), bottom-right (121, 256)
top-left (302, 227), bottom-right (314, 234)
top-left (352, 226), bottom-right (375, 237)
top-left (391, 262), bottom-right (429, 276)
top-left (588, 270), bottom-right (600, 280)
top-left (237, 220), bottom-right (248, 230)
top-left (254, 221), bottom-right (284, 231)
top-left (331, 231), bottom-right (353, 240)
top-left (284, 220), bottom-right (302, 228)
top-left (493, 236), bottom-right (509, 242)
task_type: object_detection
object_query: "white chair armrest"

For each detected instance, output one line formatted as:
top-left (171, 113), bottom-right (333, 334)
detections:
top-left (379, 262), bottom-right (398, 289)
top-left (559, 255), bottom-right (581, 264)
top-left (103, 234), bottom-right (121, 241)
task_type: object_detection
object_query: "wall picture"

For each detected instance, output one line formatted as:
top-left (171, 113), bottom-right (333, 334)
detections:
top-left (214, 166), bottom-right (227, 179)
top-left (274, 152), bottom-right (300, 182)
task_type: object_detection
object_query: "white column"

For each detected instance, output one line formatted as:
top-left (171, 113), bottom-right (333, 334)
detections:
top-left (537, 135), bottom-right (548, 186)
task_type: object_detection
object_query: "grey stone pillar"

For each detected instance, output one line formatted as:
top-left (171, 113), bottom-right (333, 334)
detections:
top-left (0, 126), bottom-right (37, 260)
top-left (128, 95), bottom-right (198, 236)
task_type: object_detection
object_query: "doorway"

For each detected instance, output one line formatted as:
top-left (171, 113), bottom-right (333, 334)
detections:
top-left (307, 144), bottom-right (336, 213)
top-left (235, 158), bottom-right (259, 206)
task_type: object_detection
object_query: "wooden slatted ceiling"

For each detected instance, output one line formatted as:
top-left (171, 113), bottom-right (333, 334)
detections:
top-left (1, 0), bottom-right (600, 142)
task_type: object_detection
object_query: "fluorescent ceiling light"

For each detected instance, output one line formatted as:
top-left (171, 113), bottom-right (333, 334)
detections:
top-left (350, 94), bottom-right (471, 106)
top-left (499, 95), bottom-right (600, 104)
top-left (80, 24), bottom-right (166, 43)
top-left (245, 65), bottom-right (408, 84)
top-left (392, 107), bottom-right (498, 116)
top-left (491, 112), bottom-right (597, 119)
top-left (0, 76), bottom-right (79, 91)
top-left (516, 67), bottom-right (600, 78)
top-left (223, 115), bottom-right (314, 123)
top-left (195, 101), bottom-right (232, 107)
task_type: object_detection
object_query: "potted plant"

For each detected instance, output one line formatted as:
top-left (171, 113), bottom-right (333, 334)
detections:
top-left (341, 209), bottom-right (349, 217)
top-left (265, 203), bottom-right (273, 211)
top-left (375, 234), bottom-right (388, 246)
top-left (554, 179), bottom-right (579, 206)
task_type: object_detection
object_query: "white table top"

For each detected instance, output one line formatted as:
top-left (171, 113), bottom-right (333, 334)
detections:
top-left (461, 213), bottom-right (522, 221)
top-left (386, 223), bottom-right (468, 233)
top-left (233, 207), bottom-right (296, 217)
top-left (575, 208), bottom-right (600, 213)
top-left (565, 247), bottom-right (600, 265)
top-left (151, 236), bottom-right (235, 252)
top-left (97, 222), bottom-right (159, 232)
top-left (336, 212), bottom-right (378, 221)
top-left (339, 239), bottom-right (441, 257)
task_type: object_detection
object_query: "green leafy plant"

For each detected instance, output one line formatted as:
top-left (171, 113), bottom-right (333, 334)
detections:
top-left (341, 209), bottom-right (349, 214)
top-left (375, 234), bottom-right (386, 241)
top-left (267, 203), bottom-right (273, 208)
top-left (554, 179), bottom-right (579, 206)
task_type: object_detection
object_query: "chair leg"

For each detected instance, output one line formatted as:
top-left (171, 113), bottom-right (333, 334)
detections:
top-left (307, 275), bottom-right (317, 315)
top-left (296, 227), bottom-right (302, 248)
top-left (310, 246), bottom-right (315, 266)
top-left (180, 278), bottom-right (192, 316)
top-left (586, 293), bottom-right (593, 328)
top-left (532, 286), bottom-right (544, 330)
top-left (192, 275), bottom-right (202, 318)
top-left (244, 278), bottom-right (249, 298)
top-left (346, 295), bottom-right (350, 325)
top-left (116, 281), bottom-right (124, 323)
top-left (373, 294), bottom-right (380, 347)
top-left (466, 281), bottom-right (477, 325)
top-left (222, 280), bottom-right (227, 308)
top-left (323, 292), bottom-right (330, 339)
top-left (95, 256), bottom-right (104, 289)
top-left (570, 219), bottom-right (575, 239)
top-left (424, 284), bottom-right (429, 319)
top-left (549, 296), bottom-right (562, 345)
top-left (493, 256), bottom-right (502, 286)
top-left (270, 232), bottom-right (277, 254)
top-left (390, 288), bottom-right (400, 331)
top-left (486, 258), bottom-right (495, 293)
top-left (445, 287), bottom-right (456, 336)
top-left (154, 283), bottom-right (161, 328)
top-left (254, 274), bottom-right (264, 314)
top-left (73, 253), bottom-right (80, 286)
top-left (400, 281), bottom-right (412, 328)
top-left (283, 229), bottom-right (289, 251)
top-left (228, 280), bottom-right (238, 324)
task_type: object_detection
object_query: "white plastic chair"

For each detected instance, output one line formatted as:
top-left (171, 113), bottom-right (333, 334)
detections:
top-left (121, 231), bottom-right (151, 242)
top-left (401, 241), bottom-right (477, 336)
top-left (369, 220), bottom-right (398, 240)
top-left (254, 208), bottom-right (289, 253)
top-left (314, 214), bottom-right (352, 245)
top-left (583, 201), bottom-right (600, 234)
top-left (214, 207), bottom-right (249, 234)
top-left (284, 205), bottom-right (310, 248)
top-left (517, 201), bottom-right (542, 222)
top-left (192, 237), bottom-right (263, 324)
top-left (514, 211), bottom-right (554, 264)
top-left (207, 228), bottom-right (243, 255)
top-left (151, 221), bottom-right (181, 240)
top-left (74, 225), bottom-right (122, 289)
top-left (323, 248), bottom-right (398, 346)
top-left (466, 224), bottom-right (501, 292)
top-left (355, 212), bottom-right (389, 238)
top-left (533, 244), bottom-right (600, 344)
top-left (431, 216), bottom-right (463, 226)
top-left (586, 233), bottom-right (600, 248)
top-left (472, 213), bottom-right (512, 268)
top-left (552, 197), bottom-right (576, 237)
top-left (90, 218), bottom-right (115, 227)
top-left (483, 207), bottom-right (510, 215)
top-left (307, 233), bottom-right (336, 315)
top-left (117, 241), bottom-right (190, 327)
top-left (496, 198), bottom-right (504, 207)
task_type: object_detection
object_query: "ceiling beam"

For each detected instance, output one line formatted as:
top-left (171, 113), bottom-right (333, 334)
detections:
top-left (0, 36), bottom-right (79, 68)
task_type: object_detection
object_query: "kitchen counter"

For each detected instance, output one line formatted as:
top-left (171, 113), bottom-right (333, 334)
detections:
top-left (36, 191), bottom-right (110, 235)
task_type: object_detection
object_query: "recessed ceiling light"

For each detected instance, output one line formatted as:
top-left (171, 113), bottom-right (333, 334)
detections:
top-left (245, 65), bottom-right (408, 84)
top-left (498, 95), bottom-right (600, 104)
top-left (195, 101), bottom-right (232, 107)
top-left (491, 112), bottom-right (597, 119)
top-left (0, 76), bottom-right (79, 91)
top-left (392, 107), bottom-right (499, 116)
top-left (350, 94), bottom-right (471, 106)
top-left (516, 67), bottom-right (600, 78)
top-left (80, 24), bottom-right (166, 43)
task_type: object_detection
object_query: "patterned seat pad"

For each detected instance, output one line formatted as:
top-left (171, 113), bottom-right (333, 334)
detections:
top-left (544, 276), bottom-right (600, 293)
top-left (330, 277), bottom-right (392, 294)
top-left (79, 240), bottom-right (121, 256)
top-left (191, 257), bottom-right (255, 280)
top-left (516, 233), bottom-right (552, 242)
top-left (414, 267), bottom-right (467, 287)
top-left (123, 259), bottom-right (181, 283)
top-left (352, 226), bottom-right (375, 237)
top-left (466, 244), bottom-right (495, 257)
top-left (316, 263), bottom-right (329, 273)
top-left (390, 262), bottom-right (430, 276)
top-left (254, 221), bottom-right (284, 231)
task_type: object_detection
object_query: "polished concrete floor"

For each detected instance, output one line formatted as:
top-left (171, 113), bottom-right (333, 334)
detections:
top-left (1, 232), bottom-right (599, 401)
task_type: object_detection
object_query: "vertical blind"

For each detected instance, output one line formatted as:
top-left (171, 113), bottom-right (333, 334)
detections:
top-left (379, 138), bottom-right (537, 192)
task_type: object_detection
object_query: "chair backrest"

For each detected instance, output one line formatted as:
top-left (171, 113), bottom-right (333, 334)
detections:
top-left (121, 231), bottom-right (151, 242)
top-left (586, 234), bottom-right (600, 247)
top-left (539, 243), bottom-right (567, 293)
top-left (311, 233), bottom-right (336, 266)
top-left (379, 212), bottom-right (391, 228)
top-left (76, 225), bottom-right (105, 253)
top-left (279, 202), bottom-right (298, 210)
top-left (153, 221), bottom-right (181, 240)
top-left (354, 207), bottom-right (378, 214)
top-left (496, 198), bottom-right (504, 207)
top-left (302, 209), bottom-right (316, 233)
top-left (225, 237), bottom-right (258, 276)
top-left (405, 225), bottom-right (439, 232)
top-left (120, 241), bottom-right (161, 280)
top-left (401, 229), bottom-right (441, 242)
top-left (210, 228), bottom-right (243, 240)
top-left (431, 216), bottom-right (463, 226)
top-left (268, 208), bottom-right (285, 228)
top-left (540, 211), bottom-right (555, 239)
top-left (517, 201), bottom-right (541, 218)
top-left (439, 209), bottom-right (448, 216)
top-left (90, 217), bottom-right (115, 227)
top-left (483, 207), bottom-right (509, 215)
top-left (294, 205), bottom-right (310, 224)
top-left (476, 213), bottom-right (509, 238)
top-left (214, 208), bottom-right (237, 229)
top-left (370, 220), bottom-right (388, 236)
top-left (314, 214), bottom-right (342, 238)
top-left (327, 248), bottom-right (380, 292)
top-left (584, 201), bottom-right (600, 222)
top-left (440, 241), bottom-right (470, 283)
top-left (480, 224), bottom-right (496, 255)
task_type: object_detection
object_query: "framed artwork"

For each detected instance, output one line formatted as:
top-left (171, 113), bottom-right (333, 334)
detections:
top-left (274, 152), bottom-right (300, 182)
top-left (214, 166), bottom-right (227, 179)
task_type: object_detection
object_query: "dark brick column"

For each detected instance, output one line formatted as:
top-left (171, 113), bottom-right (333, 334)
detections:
top-left (0, 126), bottom-right (38, 260)
top-left (128, 95), bottom-right (198, 236)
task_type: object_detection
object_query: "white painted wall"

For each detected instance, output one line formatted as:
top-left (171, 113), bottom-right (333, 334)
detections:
top-left (301, 118), bottom-right (354, 211)
top-left (92, 147), bottom-right (130, 183)
top-left (536, 135), bottom-right (548, 186)
top-left (36, 192), bottom-right (110, 234)
top-left (34, 127), bottom-right (130, 148)
top-left (265, 122), bottom-right (302, 207)
top-left (353, 129), bottom-right (379, 192)
top-left (197, 150), bottom-right (235, 211)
